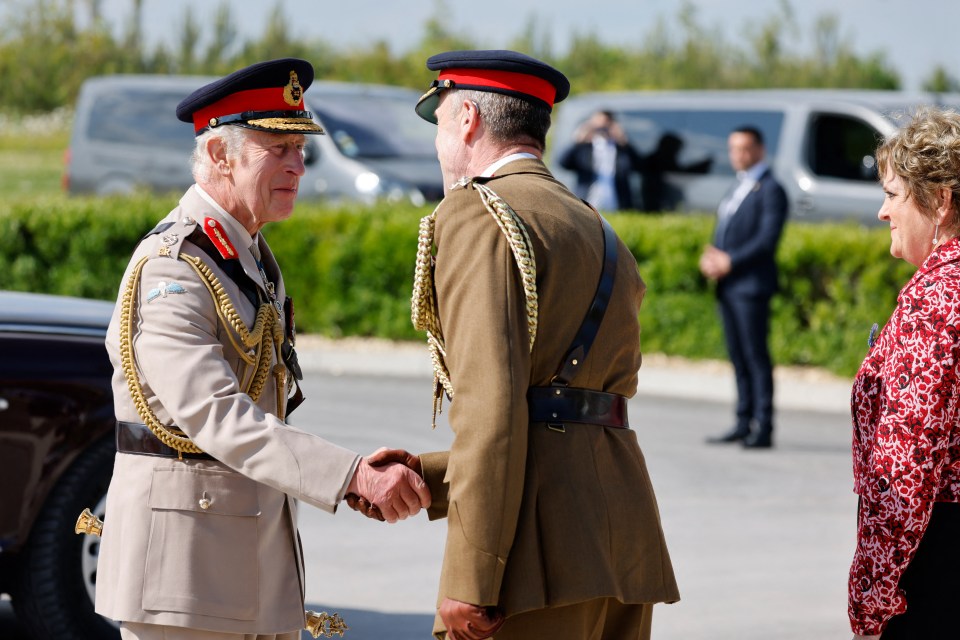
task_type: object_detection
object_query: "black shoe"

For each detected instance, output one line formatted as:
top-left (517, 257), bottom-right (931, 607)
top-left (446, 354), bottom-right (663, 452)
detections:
top-left (742, 432), bottom-right (773, 449)
top-left (706, 427), bottom-right (750, 444)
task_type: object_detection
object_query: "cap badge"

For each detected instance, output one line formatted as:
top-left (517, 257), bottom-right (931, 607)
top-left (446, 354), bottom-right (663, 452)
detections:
top-left (283, 70), bottom-right (303, 106)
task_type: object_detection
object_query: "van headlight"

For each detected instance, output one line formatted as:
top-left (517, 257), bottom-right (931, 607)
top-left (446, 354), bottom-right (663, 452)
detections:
top-left (354, 171), bottom-right (381, 194)
top-left (355, 171), bottom-right (425, 205)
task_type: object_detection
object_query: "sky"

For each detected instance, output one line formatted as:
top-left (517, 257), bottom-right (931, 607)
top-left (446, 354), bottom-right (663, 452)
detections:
top-left (88, 0), bottom-right (956, 92)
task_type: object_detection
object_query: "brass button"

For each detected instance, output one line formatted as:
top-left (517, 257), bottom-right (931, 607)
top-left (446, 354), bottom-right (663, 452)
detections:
top-left (199, 491), bottom-right (211, 510)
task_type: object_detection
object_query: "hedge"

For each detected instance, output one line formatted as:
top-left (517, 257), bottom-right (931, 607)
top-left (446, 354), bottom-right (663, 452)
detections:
top-left (0, 194), bottom-right (914, 377)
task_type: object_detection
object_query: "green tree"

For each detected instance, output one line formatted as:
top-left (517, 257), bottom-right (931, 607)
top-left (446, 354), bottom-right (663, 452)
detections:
top-left (0, 0), bottom-right (128, 112)
top-left (202, 3), bottom-right (239, 72)
top-left (238, 2), bottom-right (315, 65)
top-left (174, 7), bottom-right (201, 74)
top-left (923, 65), bottom-right (960, 93)
top-left (0, 0), bottom-right (911, 114)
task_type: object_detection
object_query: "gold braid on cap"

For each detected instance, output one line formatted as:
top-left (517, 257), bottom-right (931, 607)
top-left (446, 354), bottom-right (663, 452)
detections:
top-left (119, 254), bottom-right (287, 456)
top-left (411, 180), bottom-right (538, 426)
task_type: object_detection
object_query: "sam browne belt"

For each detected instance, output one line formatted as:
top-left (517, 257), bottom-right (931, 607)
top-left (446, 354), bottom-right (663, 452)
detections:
top-left (116, 421), bottom-right (215, 461)
top-left (526, 211), bottom-right (629, 430)
top-left (527, 386), bottom-right (627, 429)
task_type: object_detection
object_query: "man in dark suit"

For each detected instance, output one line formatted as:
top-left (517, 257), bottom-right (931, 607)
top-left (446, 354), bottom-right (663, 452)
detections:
top-left (557, 109), bottom-right (643, 211)
top-left (700, 126), bottom-right (788, 449)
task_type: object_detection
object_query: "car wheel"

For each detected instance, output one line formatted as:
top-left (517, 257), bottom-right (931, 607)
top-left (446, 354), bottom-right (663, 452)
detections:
top-left (11, 435), bottom-right (119, 640)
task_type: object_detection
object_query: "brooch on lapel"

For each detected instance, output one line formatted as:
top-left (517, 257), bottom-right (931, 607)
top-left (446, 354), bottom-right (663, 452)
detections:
top-left (867, 322), bottom-right (879, 348)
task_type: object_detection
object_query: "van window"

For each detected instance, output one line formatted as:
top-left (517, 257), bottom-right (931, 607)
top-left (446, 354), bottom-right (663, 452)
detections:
top-left (86, 89), bottom-right (195, 151)
top-left (614, 109), bottom-right (785, 176)
top-left (807, 113), bottom-right (880, 182)
top-left (312, 93), bottom-right (437, 159)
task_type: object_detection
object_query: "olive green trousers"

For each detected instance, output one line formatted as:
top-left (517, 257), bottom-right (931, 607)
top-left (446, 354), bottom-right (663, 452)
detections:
top-left (493, 598), bottom-right (654, 640)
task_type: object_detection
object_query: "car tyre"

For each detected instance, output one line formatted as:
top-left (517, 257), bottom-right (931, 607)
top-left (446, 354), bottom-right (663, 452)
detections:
top-left (11, 435), bottom-right (118, 640)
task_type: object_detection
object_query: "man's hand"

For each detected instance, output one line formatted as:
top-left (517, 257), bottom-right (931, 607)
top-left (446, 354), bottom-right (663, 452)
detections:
top-left (439, 597), bottom-right (504, 640)
top-left (699, 244), bottom-right (732, 280)
top-left (344, 492), bottom-right (384, 521)
top-left (345, 453), bottom-right (431, 523)
top-left (346, 448), bottom-right (425, 521)
top-left (366, 447), bottom-right (423, 475)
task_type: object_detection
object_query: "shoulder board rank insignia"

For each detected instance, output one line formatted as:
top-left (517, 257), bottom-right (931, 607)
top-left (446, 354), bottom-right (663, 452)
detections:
top-left (202, 217), bottom-right (238, 259)
top-left (451, 176), bottom-right (472, 191)
top-left (147, 281), bottom-right (187, 303)
top-left (158, 232), bottom-right (179, 257)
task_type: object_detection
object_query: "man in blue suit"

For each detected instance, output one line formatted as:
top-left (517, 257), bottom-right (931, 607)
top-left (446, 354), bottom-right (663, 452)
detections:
top-left (700, 126), bottom-right (788, 449)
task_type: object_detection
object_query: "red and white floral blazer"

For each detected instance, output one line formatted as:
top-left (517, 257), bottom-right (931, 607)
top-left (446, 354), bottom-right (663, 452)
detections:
top-left (849, 236), bottom-right (960, 635)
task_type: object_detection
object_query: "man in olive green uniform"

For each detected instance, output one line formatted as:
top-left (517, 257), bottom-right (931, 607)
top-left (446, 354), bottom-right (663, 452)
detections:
top-left (363, 50), bottom-right (679, 640)
top-left (96, 58), bottom-right (430, 640)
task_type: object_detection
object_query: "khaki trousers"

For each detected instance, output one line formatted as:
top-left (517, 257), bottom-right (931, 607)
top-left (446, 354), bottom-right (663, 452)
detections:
top-left (120, 622), bottom-right (299, 640)
top-left (494, 598), bottom-right (654, 640)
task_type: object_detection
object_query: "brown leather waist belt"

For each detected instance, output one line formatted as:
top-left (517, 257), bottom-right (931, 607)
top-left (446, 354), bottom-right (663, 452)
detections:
top-left (116, 421), bottom-right (215, 460)
top-left (527, 386), bottom-right (629, 429)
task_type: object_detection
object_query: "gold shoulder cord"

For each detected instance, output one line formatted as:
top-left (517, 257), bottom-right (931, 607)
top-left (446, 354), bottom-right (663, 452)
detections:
top-left (119, 254), bottom-right (287, 456)
top-left (411, 181), bottom-right (539, 426)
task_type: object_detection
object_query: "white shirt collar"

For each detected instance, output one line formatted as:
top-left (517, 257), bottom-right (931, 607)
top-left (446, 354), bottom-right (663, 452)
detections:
top-left (480, 152), bottom-right (538, 178)
top-left (740, 161), bottom-right (768, 183)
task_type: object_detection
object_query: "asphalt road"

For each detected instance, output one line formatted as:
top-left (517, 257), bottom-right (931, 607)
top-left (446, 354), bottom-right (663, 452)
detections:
top-left (2, 353), bottom-right (859, 639)
top-left (291, 371), bottom-right (857, 640)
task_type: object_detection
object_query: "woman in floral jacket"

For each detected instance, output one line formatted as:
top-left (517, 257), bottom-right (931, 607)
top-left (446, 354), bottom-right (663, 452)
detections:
top-left (849, 107), bottom-right (960, 639)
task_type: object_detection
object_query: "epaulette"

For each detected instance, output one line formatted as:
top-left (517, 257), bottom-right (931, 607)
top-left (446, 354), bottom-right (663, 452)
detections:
top-left (450, 176), bottom-right (474, 191)
top-left (141, 220), bottom-right (176, 240)
top-left (143, 216), bottom-right (241, 261)
top-left (140, 216), bottom-right (196, 260)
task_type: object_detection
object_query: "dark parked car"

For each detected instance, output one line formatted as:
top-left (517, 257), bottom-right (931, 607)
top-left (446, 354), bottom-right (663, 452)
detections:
top-left (0, 291), bottom-right (118, 640)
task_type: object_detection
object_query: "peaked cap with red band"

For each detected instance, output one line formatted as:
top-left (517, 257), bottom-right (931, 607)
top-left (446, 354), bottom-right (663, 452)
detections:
top-left (176, 58), bottom-right (324, 136)
top-left (415, 49), bottom-right (570, 124)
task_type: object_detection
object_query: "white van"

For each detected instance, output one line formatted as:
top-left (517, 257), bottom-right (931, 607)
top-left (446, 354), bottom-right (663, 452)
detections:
top-left (549, 89), bottom-right (960, 224)
top-left (64, 75), bottom-right (443, 204)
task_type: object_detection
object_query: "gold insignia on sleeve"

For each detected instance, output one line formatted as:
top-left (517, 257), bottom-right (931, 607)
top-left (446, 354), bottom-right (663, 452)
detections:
top-left (283, 70), bottom-right (303, 106)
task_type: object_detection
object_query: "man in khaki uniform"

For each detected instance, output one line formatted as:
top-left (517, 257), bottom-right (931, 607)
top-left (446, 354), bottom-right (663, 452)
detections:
top-left (361, 50), bottom-right (679, 640)
top-left (96, 58), bottom-right (430, 640)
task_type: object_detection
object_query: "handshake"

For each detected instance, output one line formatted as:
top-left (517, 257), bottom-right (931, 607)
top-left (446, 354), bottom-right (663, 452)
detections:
top-left (344, 448), bottom-right (428, 523)
top-left (344, 449), bottom-right (507, 638)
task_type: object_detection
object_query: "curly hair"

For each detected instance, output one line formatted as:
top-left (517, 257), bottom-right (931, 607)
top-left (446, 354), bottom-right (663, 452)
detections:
top-left (876, 107), bottom-right (960, 236)
top-left (448, 89), bottom-right (552, 151)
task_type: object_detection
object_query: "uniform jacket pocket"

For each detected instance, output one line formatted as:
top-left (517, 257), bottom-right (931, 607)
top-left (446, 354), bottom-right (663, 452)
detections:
top-left (142, 466), bottom-right (261, 620)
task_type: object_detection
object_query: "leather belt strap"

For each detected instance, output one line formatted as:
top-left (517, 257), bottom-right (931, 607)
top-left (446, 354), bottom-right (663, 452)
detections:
top-left (551, 213), bottom-right (618, 386)
top-left (116, 421), bottom-right (215, 461)
top-left (527, 386), bottom-right (628, 429)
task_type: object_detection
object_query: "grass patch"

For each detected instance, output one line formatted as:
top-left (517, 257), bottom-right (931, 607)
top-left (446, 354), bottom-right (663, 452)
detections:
top-left (0, 132), bottom-right (69, 198)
